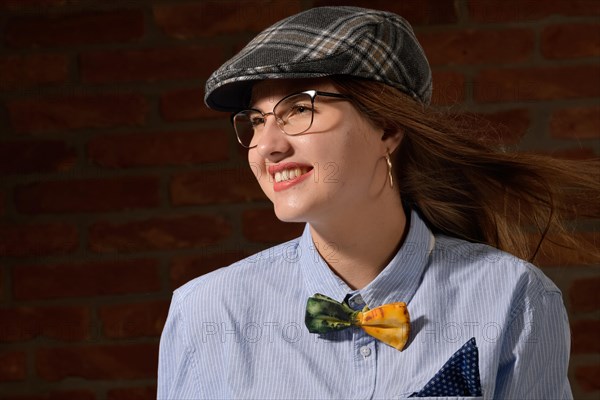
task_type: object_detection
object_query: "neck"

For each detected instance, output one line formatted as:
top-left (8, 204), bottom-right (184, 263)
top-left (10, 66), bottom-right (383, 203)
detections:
top-left (309, 193), bottom-right (408, 290)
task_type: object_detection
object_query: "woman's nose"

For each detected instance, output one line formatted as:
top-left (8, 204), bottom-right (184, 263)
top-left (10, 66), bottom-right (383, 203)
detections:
top-left (255, 114), bottom-right (292, 161)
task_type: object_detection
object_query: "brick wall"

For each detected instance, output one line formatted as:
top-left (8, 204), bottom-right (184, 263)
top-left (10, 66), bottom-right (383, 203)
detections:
top-left (0, 0), bottom-right (598, 398)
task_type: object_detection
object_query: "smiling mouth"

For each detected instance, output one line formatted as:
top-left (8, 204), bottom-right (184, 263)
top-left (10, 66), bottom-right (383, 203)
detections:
top-left (274, 167), bottom-right (311, 183)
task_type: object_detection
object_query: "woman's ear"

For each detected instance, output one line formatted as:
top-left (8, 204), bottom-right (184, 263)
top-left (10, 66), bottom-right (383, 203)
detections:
top-left (381, 127), bottom-right (403, 154)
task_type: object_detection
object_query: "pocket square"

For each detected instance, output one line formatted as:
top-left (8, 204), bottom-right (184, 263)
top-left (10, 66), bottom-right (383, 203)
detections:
top-left (410, 337), bottom-right (482, 397)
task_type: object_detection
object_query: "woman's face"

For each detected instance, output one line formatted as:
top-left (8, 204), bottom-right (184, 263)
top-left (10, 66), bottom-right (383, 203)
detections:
top-left (247, 78), bottom-right (398, 225)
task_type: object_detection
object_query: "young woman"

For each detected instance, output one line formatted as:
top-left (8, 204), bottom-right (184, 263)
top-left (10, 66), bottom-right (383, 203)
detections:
top-left (158, 6), bottom-right (599, 399)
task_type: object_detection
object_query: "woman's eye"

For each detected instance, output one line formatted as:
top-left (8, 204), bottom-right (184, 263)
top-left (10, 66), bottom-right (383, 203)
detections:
top-left (289, 104), bottom-right (311, 115)
top-left (250, 117), bottom-right (264, 127)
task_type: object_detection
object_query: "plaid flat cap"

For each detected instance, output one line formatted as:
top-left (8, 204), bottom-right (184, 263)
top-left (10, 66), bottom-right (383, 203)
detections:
top-left (204, 6), bottom-right (432, 111)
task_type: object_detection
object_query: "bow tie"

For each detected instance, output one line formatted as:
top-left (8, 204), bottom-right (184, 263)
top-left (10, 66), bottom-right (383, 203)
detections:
top-left (305, 293), bottom-right (410, 351)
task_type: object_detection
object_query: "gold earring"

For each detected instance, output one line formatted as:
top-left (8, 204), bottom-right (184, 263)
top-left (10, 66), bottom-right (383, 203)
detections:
top-left (386, 152), bottom-right (394, 188)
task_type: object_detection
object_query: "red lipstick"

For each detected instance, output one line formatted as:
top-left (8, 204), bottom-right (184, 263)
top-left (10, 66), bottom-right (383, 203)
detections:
top-left (268, 163), bottom-right (313, 192)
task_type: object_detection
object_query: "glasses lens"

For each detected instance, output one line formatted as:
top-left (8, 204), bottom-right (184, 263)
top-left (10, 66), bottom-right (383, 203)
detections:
top-left (233, 110), bottom-right (262, 148)
top-left (274, 93), bottom-right (314, 135)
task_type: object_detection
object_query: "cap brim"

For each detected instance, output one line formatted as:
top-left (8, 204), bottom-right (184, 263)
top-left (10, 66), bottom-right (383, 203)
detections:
top-left (204, 79), bottom-right (256, 113)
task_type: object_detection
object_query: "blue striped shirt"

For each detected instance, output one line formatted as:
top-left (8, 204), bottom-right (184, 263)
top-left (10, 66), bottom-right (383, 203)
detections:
top-left (158, 210), bottom-right (572, 399)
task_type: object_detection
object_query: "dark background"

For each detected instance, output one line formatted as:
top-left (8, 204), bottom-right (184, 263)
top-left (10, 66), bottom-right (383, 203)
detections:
top-left (0, 0), bottom-right (598, 398)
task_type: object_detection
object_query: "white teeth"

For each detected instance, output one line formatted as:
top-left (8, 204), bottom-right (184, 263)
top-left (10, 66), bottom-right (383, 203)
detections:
top-left (274, 167), bottom-right (308, 183)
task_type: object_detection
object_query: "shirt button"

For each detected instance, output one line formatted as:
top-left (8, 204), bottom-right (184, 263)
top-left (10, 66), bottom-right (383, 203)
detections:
top-left (360, 346), bottom-right (371, 357)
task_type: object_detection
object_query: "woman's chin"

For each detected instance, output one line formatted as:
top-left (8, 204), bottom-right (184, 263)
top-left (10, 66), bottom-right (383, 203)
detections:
top-left (272, 205), bottom-right (309, 224)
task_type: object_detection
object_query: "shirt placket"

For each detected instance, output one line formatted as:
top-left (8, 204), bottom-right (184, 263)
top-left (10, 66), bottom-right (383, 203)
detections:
top-left (349, 294), bottom-right (377, 399)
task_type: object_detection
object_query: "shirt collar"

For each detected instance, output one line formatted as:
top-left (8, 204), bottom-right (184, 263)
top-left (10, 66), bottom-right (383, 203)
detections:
top-left (299, 209), bottom-right (434, 307)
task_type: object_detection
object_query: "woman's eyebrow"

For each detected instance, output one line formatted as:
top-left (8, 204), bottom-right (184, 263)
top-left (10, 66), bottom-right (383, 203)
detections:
top-left (248, 93), bottom-right (281, 111)
top-left (248, 92), bottom-right (272, 110)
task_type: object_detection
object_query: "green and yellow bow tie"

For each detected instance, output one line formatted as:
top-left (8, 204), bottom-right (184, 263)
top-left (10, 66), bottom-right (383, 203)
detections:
top-left (305, 293), bottom-right (410, 351)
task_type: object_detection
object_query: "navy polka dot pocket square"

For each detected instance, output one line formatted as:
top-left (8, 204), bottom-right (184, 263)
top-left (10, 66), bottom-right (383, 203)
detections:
top-left (409, 337), bottom-right (483, 397)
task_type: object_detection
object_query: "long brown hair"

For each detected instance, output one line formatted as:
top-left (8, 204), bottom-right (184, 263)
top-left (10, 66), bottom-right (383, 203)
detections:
top-left (331, 76), bottom-right (600, 263)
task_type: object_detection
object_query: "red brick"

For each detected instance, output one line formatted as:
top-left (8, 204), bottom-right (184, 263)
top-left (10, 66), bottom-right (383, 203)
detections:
top-left (476, 109), bottom-right (530, 145)
top-left (468, 0), bottom-right (600, 22)
top-left (474, 65), bottom-right (600, 103)
top-left (170, 250), bottom-right (248, 288)
top-left (171, 168), bottom-right (265, 206)
top-left (551, 106), bottom-right (600, 140)
top-left (88, 130), bottom-right (229, 168)
top-left (153, 1), bottom-right (302, 39)
top-left (36, 343), bottom-right (157, 381)
top-left (0, 222), bottom-right (77, 257)
top-left (0, 306), bottom-right (89, 341)
top-left (15, 177), bottom-right (160, 214)
top-left (535, 232), bottom-right (600, 267)
top-left (570, 277), bottom-right (600, 313)
top-left (81, 46), bottom-right (223, 84)
top-left (419, 28), bottom-right (534, 66)
top-left (572, 319), bottom-right (600, 353)
top-left (98, 301), bottom-right (169, 339)
top-left (0, 390), bottom-right (96, 400)
top-left (160, 88), bottom-right (223, 121)
top-left (107, 386), bottom-right (155, 400)
top-left (0, 0), bottom-right (65, 10)
top-left (50, 391), bottom-right (95, 400)
top-left (542, 24), bottom-right (600, 59)
top-left (89, 214), bottom-right (231, 253)
top-left (0, 140), bottom-right (76, 174)
top-left (0, 351), bottom-right (25, 382)
top-left (12, 259), bottom-right (160, 300)
top-left (1, 394), bottom-right (42, 400)
top-left (242, 208), bottom-right (303, 243)
top-left (430, 70), bottom-right (465, 105)
top-left (315, 0), bottom-right (457, 25)
top-left (0, 54), bottom-right (68, 90)
top-left (576, 364), bottom-right (600, 392)
top-left (7, 93), bottom-right (147, 134)
top-left (4, 9), bottom-right (144, 47)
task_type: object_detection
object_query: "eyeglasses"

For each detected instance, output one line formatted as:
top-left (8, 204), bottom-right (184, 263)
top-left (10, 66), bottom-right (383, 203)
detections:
top-left (231, 90), bottom-right (348, 148)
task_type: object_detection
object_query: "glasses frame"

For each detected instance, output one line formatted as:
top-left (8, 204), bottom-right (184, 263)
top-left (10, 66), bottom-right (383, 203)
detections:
top-left (231, 90), bottom-right (348, 149)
